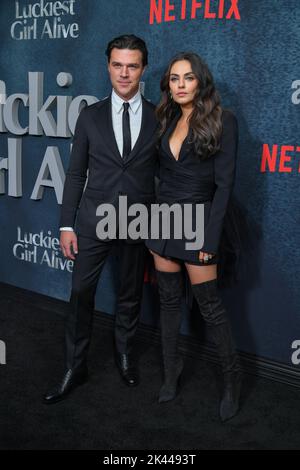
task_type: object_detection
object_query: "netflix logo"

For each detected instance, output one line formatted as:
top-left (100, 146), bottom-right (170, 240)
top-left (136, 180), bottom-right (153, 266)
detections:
top-left (149, 0), bottom-right (241, 24)
top-left (260, 144), bottom-right (300, 173)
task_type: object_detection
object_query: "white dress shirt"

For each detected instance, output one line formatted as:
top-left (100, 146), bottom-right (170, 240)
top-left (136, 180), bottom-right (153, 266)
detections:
top-left (111, 88), bottom-right (142, 156)
top-left (60, 89), bottom-right (143, 232)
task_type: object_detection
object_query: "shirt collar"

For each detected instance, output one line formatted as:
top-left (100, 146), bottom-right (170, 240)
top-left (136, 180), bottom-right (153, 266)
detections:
top-left (111, 88), bottom-right (142, 114)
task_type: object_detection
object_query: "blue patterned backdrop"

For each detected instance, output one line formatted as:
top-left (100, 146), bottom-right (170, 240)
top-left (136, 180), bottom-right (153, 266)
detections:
top-left (0, 0), bottom-right (299, 364)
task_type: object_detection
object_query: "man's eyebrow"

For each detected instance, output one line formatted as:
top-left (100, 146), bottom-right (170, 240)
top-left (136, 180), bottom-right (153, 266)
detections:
top-left (111, 61), bottom-right (140, 66)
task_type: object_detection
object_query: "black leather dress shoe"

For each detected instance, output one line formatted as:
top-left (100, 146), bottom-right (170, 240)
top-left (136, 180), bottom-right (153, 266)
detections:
top-left (43, 367), bottom-right (88, 404)
top-left (115, 353), bottom-right (139, 387)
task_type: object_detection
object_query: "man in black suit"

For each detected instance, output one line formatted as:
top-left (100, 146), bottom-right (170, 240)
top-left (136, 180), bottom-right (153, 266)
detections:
top-left (43, 35), bottom-right (158, 404)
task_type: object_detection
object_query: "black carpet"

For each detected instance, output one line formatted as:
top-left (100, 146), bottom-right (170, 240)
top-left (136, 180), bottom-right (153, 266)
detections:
top-left (0, 291), bottom-right (300, 450)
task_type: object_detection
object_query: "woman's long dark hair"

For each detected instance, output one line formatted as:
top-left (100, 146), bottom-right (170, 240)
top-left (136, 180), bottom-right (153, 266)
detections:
top-left (156, 52), bottom-right (222, 158)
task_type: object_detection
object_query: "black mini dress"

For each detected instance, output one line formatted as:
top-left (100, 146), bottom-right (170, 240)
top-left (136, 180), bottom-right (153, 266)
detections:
top-left (146, 109), bottom-right (240, 269)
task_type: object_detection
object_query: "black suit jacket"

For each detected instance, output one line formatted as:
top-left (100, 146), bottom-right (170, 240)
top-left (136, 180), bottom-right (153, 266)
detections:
top-left (60, 95), bottom-right (158, 242)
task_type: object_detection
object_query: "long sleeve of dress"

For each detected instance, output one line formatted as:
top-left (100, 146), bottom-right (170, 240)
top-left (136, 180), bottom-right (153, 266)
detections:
top-left (201, 110), bottom-right (239, 254)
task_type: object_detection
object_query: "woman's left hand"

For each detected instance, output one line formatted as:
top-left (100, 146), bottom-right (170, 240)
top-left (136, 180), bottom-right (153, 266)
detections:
top-left (199, 251), bottom-right (214, 263)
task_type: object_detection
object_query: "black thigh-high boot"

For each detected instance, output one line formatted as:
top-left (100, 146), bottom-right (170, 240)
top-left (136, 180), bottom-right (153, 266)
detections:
top-left (191, 279), bottom-right (242, 422)
top-left (156, 270), bottom-right (184, 403)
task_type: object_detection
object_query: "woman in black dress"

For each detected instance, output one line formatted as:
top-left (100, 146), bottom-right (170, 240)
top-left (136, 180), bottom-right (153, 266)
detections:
top-left (146, 52), bottom-right (241, 422)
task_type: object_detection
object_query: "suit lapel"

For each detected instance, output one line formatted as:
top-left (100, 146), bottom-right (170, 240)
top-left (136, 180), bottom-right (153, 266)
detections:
top-left (93, 95), bottom-right (123, 164)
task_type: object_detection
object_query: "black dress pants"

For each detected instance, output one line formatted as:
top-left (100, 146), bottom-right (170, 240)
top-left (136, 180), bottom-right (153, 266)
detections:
top-left (65, 235), bottom-right (146, 370)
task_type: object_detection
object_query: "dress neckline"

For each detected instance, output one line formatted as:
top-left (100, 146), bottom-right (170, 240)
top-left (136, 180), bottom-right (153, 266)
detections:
top-left (166, 112), bottom-right (189, 162)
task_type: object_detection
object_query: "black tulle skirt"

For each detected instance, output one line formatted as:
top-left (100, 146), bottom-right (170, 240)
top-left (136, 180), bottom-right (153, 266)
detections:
top-left (216, 195), bottom-right (256, 287)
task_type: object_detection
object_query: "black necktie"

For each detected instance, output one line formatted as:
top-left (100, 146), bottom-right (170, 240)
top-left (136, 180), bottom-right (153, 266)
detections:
top-left (122, 102), bottom-right (131, 159)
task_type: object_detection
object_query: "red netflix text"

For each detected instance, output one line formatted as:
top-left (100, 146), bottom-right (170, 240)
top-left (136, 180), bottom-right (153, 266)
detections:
top-left (149, 0), bottom-right (241, 24)
top-left (260, 144), bottom-right (300, 173)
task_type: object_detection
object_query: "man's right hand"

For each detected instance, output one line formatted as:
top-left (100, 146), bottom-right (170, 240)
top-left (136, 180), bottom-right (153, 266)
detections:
top-left (60, 231), bottom-right (78, 260)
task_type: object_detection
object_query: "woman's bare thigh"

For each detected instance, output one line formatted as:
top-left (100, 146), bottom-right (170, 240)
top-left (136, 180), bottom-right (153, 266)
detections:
top-left (149, 250), bottom-right (181, 273)
top-left (184, 262), bottom-right (217, 285)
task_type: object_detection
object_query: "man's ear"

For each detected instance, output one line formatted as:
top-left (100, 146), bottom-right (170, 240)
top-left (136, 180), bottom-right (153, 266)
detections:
top-left (141, 65), bottom-right (147, 77)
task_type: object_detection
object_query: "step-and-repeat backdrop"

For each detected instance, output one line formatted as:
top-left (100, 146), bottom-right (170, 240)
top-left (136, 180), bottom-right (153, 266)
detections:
top-left (0, 0), bottom-right (299, 366)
